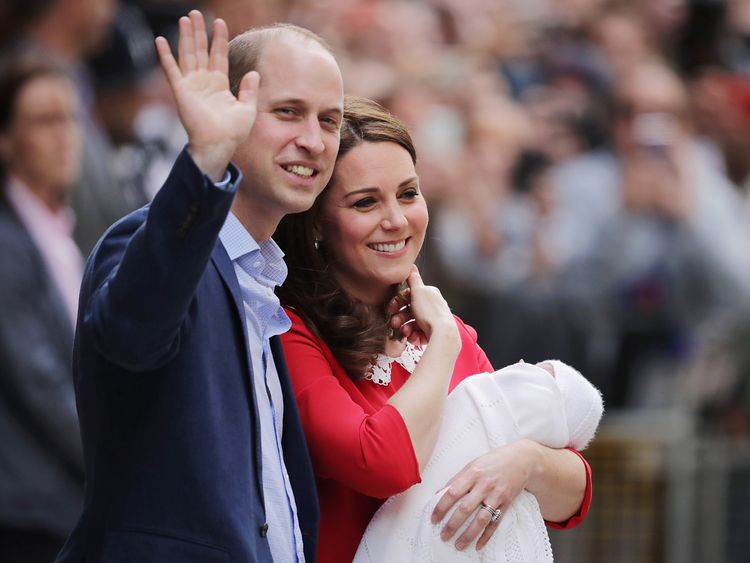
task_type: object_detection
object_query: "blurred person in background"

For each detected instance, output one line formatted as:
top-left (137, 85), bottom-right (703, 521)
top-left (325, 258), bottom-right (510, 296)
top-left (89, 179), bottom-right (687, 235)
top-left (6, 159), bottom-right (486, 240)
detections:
top-left (586, 5), bottom-right (660, 81)
top-left (430, 84), bottom-right (596, 373)
top-left (0, 55), bottom-right (84, 563)
top-left (19, 0), bottom-right (138, 257)
top-left (589, 60), bottom-right (750, 407)
top-left (89, 2), bottom-right (187, 203)
top-left (691, 71), bottom-right (750, 198)
top-left (720, 0), bottom-right (750, 73)
top-left (0, 0), bottom-right (53, 51)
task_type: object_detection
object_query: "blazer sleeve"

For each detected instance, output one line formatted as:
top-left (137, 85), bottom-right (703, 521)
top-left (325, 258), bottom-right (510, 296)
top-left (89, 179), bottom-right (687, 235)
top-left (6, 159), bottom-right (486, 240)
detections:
top-left (281, 313), bottom-right (421, 499)
top-left (80, 149), bottom-right (239, 371)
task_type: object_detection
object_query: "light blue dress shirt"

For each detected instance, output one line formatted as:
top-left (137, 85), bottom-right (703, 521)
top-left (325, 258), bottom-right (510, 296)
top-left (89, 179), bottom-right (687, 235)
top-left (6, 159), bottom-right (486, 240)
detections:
top-left (219, 211), bottom-right (305, 562)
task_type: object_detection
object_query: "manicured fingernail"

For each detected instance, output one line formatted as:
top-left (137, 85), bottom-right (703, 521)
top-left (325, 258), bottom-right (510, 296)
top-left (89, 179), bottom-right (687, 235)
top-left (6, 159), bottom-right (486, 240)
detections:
top-left (456, 541), bottom-right (466, 551)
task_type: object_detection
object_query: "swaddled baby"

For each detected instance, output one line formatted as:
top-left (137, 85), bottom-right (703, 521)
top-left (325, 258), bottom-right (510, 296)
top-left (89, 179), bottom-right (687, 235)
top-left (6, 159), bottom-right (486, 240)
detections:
top-left (354, 360), bottom-right (603, 563)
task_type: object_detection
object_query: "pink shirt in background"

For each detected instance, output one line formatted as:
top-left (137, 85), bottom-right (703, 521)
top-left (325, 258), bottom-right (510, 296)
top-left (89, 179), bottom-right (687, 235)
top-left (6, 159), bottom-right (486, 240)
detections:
top-left (6, 177), bottom-right (83, 326)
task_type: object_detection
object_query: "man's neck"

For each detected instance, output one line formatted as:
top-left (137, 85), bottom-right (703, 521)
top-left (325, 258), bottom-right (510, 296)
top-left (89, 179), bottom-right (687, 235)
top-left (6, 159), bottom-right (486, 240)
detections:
top-left (230, 197), bottom-right (279, 244)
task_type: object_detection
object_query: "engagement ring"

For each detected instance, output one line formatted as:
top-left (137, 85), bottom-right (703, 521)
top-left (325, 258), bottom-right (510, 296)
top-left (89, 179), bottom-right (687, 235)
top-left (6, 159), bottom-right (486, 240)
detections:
top-left (479, 502), bottom-right (502, 523)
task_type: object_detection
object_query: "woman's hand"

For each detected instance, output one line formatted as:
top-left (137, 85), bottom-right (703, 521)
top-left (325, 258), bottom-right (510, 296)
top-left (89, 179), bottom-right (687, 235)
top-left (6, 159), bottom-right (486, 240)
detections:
top-left (430, 439), bottom-right (539, 551)
top-left (388, 266), bottom-right (458, 350)
top-left (431, 439), bottom-right (586, 551)
top-left (385, 266), bottom-right (461, 469)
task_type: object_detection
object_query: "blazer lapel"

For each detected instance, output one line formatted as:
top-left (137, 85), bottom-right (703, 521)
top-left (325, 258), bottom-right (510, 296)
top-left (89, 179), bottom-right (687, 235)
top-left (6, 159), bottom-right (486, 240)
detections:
top-left (210, 241), bottom-right (265, 500)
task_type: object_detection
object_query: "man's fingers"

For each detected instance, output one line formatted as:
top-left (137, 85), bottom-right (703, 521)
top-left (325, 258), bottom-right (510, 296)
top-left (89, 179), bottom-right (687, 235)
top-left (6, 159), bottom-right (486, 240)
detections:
top-left (177, 15), bottom-right (197, 73)
top-left (237, 71), bottom-right (260, 104)
top-left (155, 37), bottom-right (181, 89)
top-left (209, 18), bottom-right (229, 74)
top-left (190, 10), bottom-right (209, 69)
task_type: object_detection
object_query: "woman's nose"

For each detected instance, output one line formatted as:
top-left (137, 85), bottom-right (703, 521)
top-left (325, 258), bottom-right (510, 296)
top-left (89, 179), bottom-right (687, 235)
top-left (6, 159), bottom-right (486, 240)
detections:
top-left (381, 204), bottom-right (407, 230)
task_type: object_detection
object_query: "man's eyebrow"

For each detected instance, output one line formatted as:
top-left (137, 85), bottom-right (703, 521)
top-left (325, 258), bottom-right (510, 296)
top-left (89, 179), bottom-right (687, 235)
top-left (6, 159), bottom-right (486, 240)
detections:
top-left (269, 97), bottom-right (343, 115)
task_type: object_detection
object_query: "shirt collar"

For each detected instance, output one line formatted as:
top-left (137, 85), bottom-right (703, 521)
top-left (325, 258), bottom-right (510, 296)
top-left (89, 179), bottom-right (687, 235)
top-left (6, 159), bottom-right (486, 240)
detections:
top-left (219, 211), bottom-right (287, 285)
top-left (5, 176), bottom-right (76, 236)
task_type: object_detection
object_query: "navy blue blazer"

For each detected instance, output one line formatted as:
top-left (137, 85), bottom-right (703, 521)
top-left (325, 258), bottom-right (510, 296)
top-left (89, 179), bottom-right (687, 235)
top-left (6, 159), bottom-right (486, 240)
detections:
top-left (56, 150), bottom-right (319, 563)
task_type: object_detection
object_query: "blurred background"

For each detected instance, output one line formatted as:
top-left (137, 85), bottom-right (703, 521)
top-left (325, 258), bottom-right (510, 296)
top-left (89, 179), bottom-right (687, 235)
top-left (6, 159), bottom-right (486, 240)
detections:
top-left (1, 0), bottom-right (750, 561)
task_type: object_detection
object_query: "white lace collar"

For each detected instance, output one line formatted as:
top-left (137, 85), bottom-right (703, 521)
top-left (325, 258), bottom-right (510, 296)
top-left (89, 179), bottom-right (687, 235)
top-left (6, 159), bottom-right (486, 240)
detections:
top-left (363, 342), bottom-right (425, 386)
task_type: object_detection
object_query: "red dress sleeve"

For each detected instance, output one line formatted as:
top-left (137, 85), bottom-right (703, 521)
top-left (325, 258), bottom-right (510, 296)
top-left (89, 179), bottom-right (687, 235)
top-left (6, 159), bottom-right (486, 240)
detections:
top-left (447, 316), bottom-right (494, 391)
top-left (281, 309), bottom-right (421, 499)
top-left (545, 448), bottom-right (593, 529)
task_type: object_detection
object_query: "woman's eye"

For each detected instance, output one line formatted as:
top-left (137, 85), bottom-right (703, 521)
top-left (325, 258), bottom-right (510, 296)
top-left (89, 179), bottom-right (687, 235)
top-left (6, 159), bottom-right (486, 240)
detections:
top-left (353, 197), bottom-right (376, 209)
top-left (401, 188), bottom-right (419, 200)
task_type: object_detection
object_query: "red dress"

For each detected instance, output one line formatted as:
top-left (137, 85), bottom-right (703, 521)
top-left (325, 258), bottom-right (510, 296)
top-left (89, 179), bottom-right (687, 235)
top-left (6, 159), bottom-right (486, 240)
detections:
top-left (281, 308), bottom-right (592, 563)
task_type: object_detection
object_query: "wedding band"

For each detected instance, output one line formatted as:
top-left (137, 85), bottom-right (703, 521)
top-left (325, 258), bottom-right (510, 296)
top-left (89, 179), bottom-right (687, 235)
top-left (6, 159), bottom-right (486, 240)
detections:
top-left (479, 502), bottom-right (502, 523)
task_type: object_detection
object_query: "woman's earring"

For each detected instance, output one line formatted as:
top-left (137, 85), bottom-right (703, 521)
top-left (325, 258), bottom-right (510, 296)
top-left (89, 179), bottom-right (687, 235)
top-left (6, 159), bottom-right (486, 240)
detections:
top-left (314, 238), bottom-right (321, 250)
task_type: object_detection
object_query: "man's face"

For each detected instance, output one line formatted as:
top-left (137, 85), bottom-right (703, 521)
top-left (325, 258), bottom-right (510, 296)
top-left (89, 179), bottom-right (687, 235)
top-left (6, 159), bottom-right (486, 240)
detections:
top-left (231, 35), bottom-right (344, 235)
top-left (2, 74), bottom-right (82, 198)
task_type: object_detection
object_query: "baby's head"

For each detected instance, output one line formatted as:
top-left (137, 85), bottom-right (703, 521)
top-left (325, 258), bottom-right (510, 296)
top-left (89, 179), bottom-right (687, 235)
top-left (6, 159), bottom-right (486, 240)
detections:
top-left (539, 360), bottom-right (604, 450)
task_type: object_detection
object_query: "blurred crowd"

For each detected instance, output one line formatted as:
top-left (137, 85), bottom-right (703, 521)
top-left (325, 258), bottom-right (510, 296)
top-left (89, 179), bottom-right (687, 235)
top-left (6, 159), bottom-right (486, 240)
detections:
top-left (1, 0), bottom-right (750, 559)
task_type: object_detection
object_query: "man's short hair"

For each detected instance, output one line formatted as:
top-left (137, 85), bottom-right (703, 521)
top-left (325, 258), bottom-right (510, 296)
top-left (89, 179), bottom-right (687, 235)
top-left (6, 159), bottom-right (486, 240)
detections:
top-left (228, 23), bottom-right (335, 97)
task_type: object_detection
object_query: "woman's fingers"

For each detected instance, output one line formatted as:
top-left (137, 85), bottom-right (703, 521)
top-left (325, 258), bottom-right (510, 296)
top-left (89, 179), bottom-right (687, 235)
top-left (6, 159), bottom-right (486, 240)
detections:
top-left (431, 477), bottom-right (469, 525)
top-left (406, 265), bottom-right (424, 290)
top-left (433, 484), bottom-right (504, 551)
top-left (475, 517), bottom-right (501, 551)
top-left (389, 306), bottom-right (413, 328)
top-left (386, 289), bottom-right (410, 316)
top-left (452, 497), bottom-right (503, 550)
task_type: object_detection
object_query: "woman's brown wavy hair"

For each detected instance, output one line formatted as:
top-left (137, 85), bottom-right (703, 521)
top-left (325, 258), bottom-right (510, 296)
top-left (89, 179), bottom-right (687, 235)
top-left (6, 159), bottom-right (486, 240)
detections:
top-left (275, 95), bottom-right (417, 380)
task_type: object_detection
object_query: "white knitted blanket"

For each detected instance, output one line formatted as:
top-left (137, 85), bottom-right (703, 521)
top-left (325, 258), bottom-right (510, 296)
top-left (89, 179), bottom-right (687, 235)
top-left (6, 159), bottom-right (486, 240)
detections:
top-left (354, 360), bottom-right (603, 563)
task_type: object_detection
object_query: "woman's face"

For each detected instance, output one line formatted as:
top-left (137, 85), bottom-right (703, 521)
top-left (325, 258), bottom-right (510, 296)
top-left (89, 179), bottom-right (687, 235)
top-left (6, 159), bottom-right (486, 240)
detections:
top-left (317, 141), bottom-right (428, 305)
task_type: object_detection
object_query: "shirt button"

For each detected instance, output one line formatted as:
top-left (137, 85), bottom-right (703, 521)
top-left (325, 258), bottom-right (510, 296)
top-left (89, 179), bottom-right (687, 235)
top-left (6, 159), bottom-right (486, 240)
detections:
top-left (259, 522), bottom-right (269, 537)
top-left (253, 260), bottom-right (261, 268)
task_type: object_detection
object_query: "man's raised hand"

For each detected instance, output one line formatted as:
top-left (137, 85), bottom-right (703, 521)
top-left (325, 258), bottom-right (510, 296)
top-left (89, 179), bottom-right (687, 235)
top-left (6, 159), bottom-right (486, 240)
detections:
top-left (155, 10), bottom-right (259, 181)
